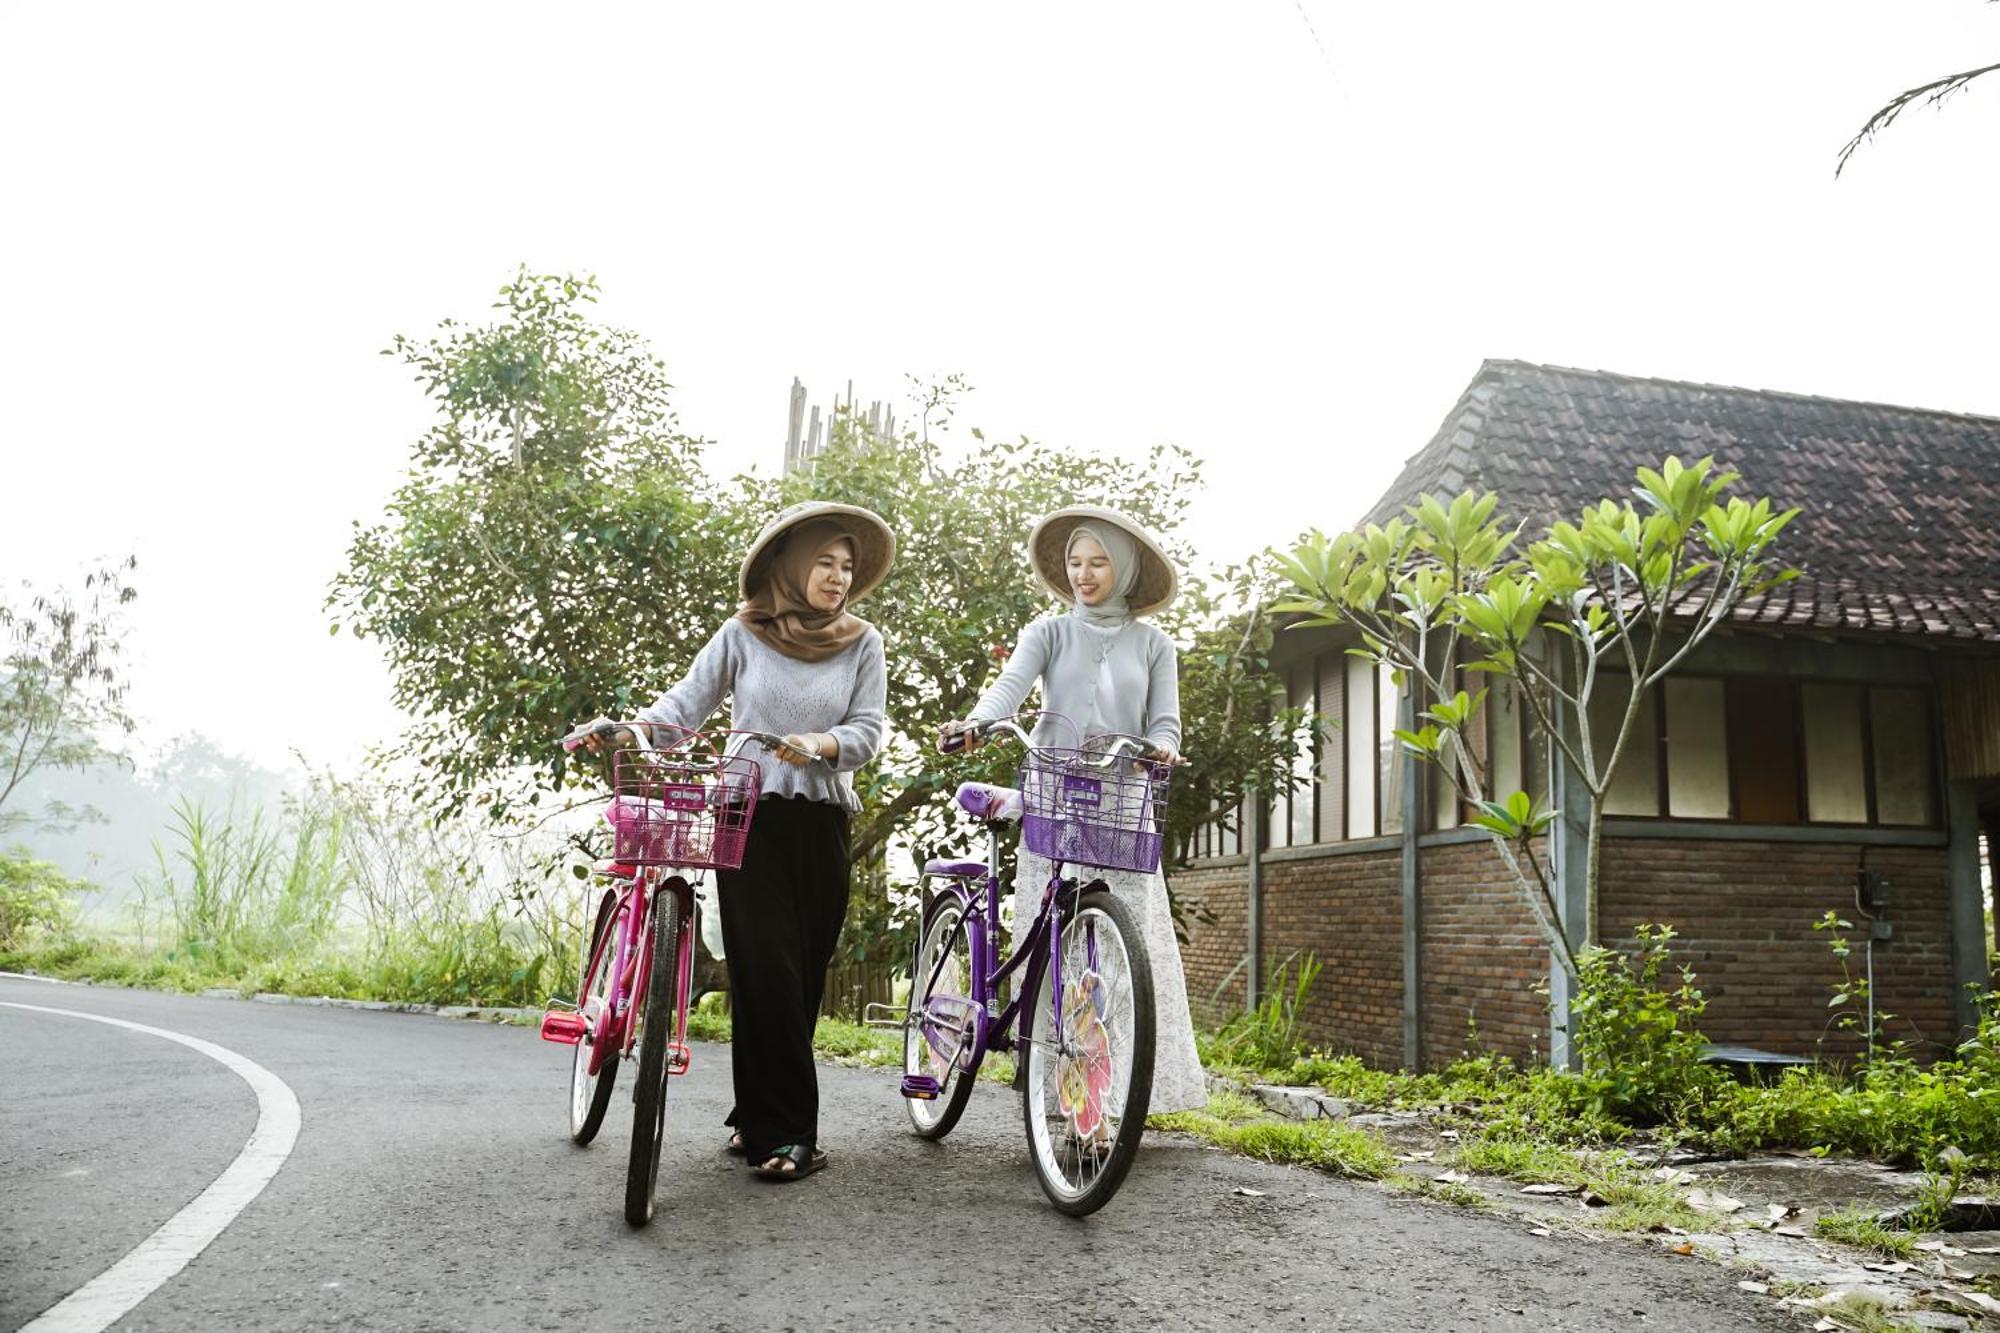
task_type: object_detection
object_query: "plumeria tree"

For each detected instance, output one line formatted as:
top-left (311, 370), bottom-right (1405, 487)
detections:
top-left (1275, 457), bottom-right (1798, 979)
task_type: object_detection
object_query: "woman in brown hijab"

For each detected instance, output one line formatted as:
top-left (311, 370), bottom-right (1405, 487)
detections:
top-left (629, 501), bottom-right (895, 1180)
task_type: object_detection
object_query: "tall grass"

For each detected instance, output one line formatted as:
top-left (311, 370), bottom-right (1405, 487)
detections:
top-left (75, 774), bottom-right (590, 1008)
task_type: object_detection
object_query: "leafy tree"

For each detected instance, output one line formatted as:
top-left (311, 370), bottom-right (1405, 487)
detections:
top-left (0, 556), bottom-right (138, 834)
top-left (750, 406), bottom-right (1307, 876)
top-left (1276, 456), bottom-right (1797, 979)
top-left (329, 270), bottom-right (741, 820)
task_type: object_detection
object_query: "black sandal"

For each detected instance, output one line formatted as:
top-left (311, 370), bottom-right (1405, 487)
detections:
top-left (752, 1143), bottom-right (827, 1182)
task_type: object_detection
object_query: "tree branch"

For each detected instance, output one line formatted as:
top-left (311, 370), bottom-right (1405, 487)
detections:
top-left (1838, 59), bottom-right (2000, 176)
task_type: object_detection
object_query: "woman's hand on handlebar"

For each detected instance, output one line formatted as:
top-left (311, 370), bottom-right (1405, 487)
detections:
top-left (565, 717), bottom-right (636, 755)
top-left (938, 719), bottom-right (980, 754)
top-left (772, 732), bottom-right (834, 768)
top-left (1143, 743), bottom-right (1191, 768)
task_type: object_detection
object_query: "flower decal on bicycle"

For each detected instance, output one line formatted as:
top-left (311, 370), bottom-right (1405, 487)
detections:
top-left (1057, 970), bottom-right (1115, 1141)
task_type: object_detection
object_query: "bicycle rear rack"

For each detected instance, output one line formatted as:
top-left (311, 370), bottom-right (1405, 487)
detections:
top-left (861, 1001), bottom-right (905, 1031)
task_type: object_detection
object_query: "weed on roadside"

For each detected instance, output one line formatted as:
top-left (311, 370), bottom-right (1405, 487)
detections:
top-left (1813, 1209), bottom-right (1917, 1261)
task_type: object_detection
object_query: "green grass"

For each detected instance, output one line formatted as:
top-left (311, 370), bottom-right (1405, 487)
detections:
top-left (1149, 1094), bottom-right (1397, 1181)
top-left (1386, 1172), bottom-right (1489, 1209)
top-left (1814, 1209), bottom-right (1918, 1261)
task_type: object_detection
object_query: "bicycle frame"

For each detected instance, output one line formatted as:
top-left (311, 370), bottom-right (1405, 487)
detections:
top-left (901, 819), bottom-right (1090, 1087)
top-left (545, 864), bottom-right (698, 1079)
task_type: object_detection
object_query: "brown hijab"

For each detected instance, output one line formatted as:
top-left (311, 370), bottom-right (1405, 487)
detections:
top-left (736, 518), bottom-right (872, 663)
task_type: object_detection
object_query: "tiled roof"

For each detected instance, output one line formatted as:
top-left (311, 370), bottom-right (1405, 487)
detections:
top-left (1365, 360), bottom-right (2000, 643)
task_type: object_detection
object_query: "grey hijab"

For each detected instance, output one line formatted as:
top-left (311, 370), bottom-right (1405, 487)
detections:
top-left (1067, 522), bottom-right (1140, 631)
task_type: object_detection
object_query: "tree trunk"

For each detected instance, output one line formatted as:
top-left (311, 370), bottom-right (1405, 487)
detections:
top-left (1585, 799), bottom-right (1604, 950)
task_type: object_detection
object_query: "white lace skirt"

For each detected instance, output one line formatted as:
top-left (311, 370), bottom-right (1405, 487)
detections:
top-left (1013, 849), bottom-right (1209, 1115)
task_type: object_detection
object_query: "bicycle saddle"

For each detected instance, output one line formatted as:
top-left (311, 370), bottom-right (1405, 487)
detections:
top-left (954, 781), bottom-right (1023, 823)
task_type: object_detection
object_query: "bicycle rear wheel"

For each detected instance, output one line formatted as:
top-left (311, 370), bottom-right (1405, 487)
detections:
top-left (1021, 886), bottom-right (1154, 1217)
top-left (568, 890), bottom-right (621, 1145)
top-left (903, 896), bottom-right (979, 1140)
top-left (625, 882), bottom-right (685, 1226)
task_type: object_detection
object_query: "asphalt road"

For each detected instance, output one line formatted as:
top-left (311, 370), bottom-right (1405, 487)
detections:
top-left (0, 976), bottom-right (1795, 1332)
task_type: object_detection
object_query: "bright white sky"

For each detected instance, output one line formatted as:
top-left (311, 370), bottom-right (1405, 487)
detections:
top-left (4, 2), bottom-right (1999, 774)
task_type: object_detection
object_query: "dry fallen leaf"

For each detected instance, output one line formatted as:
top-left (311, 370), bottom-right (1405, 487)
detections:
top-left (1764, 1203), bottom-right (1800, 1222)
top-left (1685, 1189), bottom-right (1746, 1214)
top-left (1650, 1166), bottom-right (1695, 1186)
top-left (1438, 1129), bottom-right (1460, 1140)
top-left (1937, 1289), bottom-right (2000, 1317)
top-left (1395, 1150), bottom-right (1436, 1163)
top-left (1772, 1226), bottom-right (1810, 1239)
top-left (1810, 1320), bottom-right (1839, 1332)
top-left (1520, 1183), bottom-right (1582, 1196)
top-left (1434, 1170), bottom-right (1471, 1184)
top-left (1736, 1280), bottom-right (1769, 1295)
top-left (1581, 1188), bottom-right (1610, 1208)
top-left (1669, 1241), bottom-right (1695, 1256)
top-left (1527, 1227), bottom-right (1553, 1237)
top-left (1232, 1187), bottom-right (1267, 1198)
top-left (1863, 1260), bottom-right (1913, 1274)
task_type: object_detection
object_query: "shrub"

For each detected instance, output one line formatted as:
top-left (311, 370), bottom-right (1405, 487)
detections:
top-left (0, 850), bottom-right (85, 949)
top-left (1563, 924), bottom-right (1718, 1125)
top-left (1203, 952), bottom-right (1322, 1072)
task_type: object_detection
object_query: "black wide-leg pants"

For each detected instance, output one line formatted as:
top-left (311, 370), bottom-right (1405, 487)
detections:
top-left (716, 795), bottom-right (851, 1163)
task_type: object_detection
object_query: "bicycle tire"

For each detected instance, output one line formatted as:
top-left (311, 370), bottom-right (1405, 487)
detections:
top-left (1020, 886), bottom-right (1154, 1217)
top-left (903, 896), bottom-right (979, 1141)
top-left (625, 882), bottom-right (684, 1226)
top-left (568, 889), bottom-right (621, 1145)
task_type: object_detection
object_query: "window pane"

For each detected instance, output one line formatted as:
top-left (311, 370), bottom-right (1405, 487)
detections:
top-left (1589, 674), bottom-right (1659, 816)
top-left (1871, 687), bottom-right (1937, 826)
top-left (1665, 678), bottom-right (1730, 818)
top-left (1490, 679), bottom-right (1524, 805)
top-left (1431, 743), bottom-right (1461, 831)
top-left (1726, 677), bottom-right (1801, 824)
top-left (1801, 683), bottom-right (1867, 823)
top-left (1345, 655), bottom-right (1376, 838)
top-left (1379, 664), bottom-right (1405, 836)
top-left (1317, 654), bottom-right (1345, 842)
top-left (1290, 666), bottom-right (1316, 845)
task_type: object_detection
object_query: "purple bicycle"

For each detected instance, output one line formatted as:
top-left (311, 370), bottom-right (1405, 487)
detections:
top-left (874, 713), bottom-right (1168, 1215)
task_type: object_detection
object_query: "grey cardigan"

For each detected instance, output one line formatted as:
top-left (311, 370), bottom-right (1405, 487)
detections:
top-left (965, 614), bottom-right (1182, 752)
top-left (638, 619), bottom-right (887, 811)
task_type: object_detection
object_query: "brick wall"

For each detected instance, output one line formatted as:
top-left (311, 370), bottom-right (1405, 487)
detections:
top-left (1173, 850), bottom-right (1404, 1067)
top-left (1599, 839), bottom-right (1956, 1058)
top-left (1262, 850), bottom-right (1405, 1069)
top-left (1170, 860), bottom-right (1249, 1026)
top-left (1418, 839), bottom-right (1550, 1067)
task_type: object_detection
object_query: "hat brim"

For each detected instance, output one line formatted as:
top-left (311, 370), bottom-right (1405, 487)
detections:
top-left (740, 501), bottom-right (897, 607)
top-left (1027, 506), bottom-right (1178, 617)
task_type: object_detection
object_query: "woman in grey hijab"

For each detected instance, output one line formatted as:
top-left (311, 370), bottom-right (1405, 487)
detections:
top-left (942, 506), bottom-right (1208, 1115)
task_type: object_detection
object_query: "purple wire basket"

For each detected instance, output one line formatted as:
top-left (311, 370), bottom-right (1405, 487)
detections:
top-left (606, 747), bottom-right (762, 870)
top-left (1018, 747), bottom-right (1171, 874)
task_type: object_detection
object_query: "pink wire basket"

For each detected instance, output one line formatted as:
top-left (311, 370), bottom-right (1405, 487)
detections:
top-left (1019, 747), bottom-right (1171, 874)
top-left (606, 744), bottom-right (762, 870)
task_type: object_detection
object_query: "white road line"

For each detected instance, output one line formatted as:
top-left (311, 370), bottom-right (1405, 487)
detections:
top-left (0, 1002), bottom-right (303, 1333)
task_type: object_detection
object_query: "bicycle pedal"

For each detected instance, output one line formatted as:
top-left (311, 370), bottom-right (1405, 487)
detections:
top-left (861, 1002), bottom-right (905, 1030)
top-left (668, 1043), bottom-right (691, 1075)
top-left (900, 1074), bottom-right (941, 1101)
top-left (539, 1010), bottom-right (587, 1045)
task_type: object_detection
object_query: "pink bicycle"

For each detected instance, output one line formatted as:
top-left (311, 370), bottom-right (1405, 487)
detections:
top-left (541, 720), bottom-right (780, 1226)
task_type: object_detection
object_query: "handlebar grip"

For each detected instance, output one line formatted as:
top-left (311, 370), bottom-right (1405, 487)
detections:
top-left (939, 729), bottom-right (969, 754)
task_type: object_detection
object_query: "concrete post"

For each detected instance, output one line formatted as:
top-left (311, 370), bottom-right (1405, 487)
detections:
top-left (1948, 781), bottom-right (1989, 1042)
top-left (1547, 718), bottom-right (1590, 1069)
top-left (1401, 687), bottom-right (1423, 1071)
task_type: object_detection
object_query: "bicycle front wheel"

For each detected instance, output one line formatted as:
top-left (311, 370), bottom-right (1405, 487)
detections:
top-left (569, 890), bottom-right (620, 1145)
top-left (625, 884), bottom-right (684, 1227)
top-left (903, 896), bottom-right (978, 1140)
top-left (1021, 886), bottom-right (1154, 1217)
